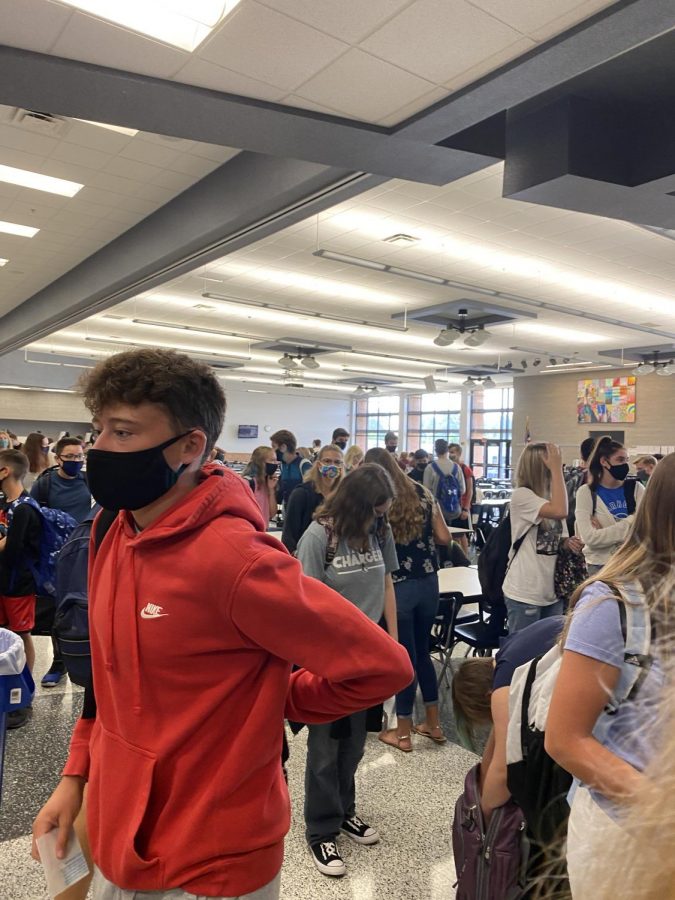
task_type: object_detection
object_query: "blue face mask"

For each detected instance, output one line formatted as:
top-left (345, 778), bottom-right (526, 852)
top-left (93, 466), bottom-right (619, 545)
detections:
top-left (42, 446), bottom-right (50, 454)
top-left (62, 460), bottom-right (84, 477)
top-left (0, 439), bottom-right (8, 449)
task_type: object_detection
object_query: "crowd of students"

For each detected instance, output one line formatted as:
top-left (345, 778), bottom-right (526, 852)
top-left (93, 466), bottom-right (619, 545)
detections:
top-left (0, 354), bottom-right (671, 899)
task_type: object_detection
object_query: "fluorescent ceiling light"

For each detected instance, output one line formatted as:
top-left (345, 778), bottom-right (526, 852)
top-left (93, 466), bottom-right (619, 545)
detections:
top-left (0, 164), bottom-right (83, 197)
top-left (0, 220), bottom-right (39, 238)
top-left (247, 389), bottom-right (268, 393)
top-left (75, 119), bottom-right (139, 137)
top-left (58, 1), bottom-right (241, 52)
top-left (516, 323), bottom-right (598, 344)
top-left (324, 212), bottom-right (675, 315)
top-left (83, 334), bottom-right (249, 361)
top-left (0, 384), bottom-right (75, 393)
top-left (212, 263), bottom-right (402, 305)
top-left (0, 258), bottom-right (8, 267)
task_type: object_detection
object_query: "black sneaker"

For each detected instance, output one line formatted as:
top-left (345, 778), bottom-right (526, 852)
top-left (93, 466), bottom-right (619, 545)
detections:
top-left (6, 708), bottom-right (30, 729)
top-left (309, 840), bottom-right (346, 876)
top-left (341, 815), bottom-right (380, 845)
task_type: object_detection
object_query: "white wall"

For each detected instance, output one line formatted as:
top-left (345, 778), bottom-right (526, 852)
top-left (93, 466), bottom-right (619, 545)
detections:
top-left (219, 388), bottom-right (351, 454)
top-left (0, 385), bottom-right (352, 454)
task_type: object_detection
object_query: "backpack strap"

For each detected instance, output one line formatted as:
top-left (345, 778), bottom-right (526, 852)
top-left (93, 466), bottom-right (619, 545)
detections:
top-left (591, 487), bottom-right (597, 517)
top-left (624, 478), bottom-right (637, 515)
top-left (33, 470), bottom-right (52, 507)
top-left (520, 655), bottom-right (542, 758)
top-left (593, 580), bottom-right (652, 746)
top-left (321, 520), bottom-right (339, 568)
top-left (93, 509), bottom-right (118, 554)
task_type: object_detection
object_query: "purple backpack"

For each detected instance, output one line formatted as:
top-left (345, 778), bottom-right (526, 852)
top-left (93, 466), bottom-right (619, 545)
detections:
top-left (452, 764), bottom-right (528, 900)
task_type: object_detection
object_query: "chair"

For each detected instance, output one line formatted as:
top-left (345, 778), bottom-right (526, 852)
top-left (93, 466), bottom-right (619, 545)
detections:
top-left (452, 597), bottom-right (507, 658)
top-left (430, 593), bottom-right (479, 687)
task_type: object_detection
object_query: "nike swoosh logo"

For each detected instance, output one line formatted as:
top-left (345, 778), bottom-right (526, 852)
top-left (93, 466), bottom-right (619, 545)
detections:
top-left (140, 610), bottom-right (169, 619)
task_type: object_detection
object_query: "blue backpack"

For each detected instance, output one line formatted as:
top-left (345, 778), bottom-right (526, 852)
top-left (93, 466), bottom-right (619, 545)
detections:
top-left (432, 461), bottom-right (462, 518)
top-left (53, 508), bottom-right (116, 686)
top-left (6, 496), bottom-right (78, 597)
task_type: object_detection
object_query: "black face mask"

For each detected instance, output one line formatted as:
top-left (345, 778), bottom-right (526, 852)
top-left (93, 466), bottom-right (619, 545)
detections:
top-left (265, 462), bottom-right (279, 477)
top-left (86, 432), bottom-right (192, 511)
top-left (334, 440), bottom-right (348, 450)
top-left (387, 445), bottom-right (397, 453)
top-left (275, 448), bottom-right (285, 462)
top-left (416, 462), bottom-right (427, 470)
top-left (607, 462), bottom-right (630, 482)
top-left (636, 470), bottom-right (649, 483)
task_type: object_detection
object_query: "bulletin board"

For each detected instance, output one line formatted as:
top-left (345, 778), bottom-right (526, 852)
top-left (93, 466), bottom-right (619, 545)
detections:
top-left (577, 376), bottom-right (636, 424)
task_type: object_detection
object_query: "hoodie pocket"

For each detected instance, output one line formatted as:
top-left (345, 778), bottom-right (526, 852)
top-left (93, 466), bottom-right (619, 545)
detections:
top-left (90, 725), bottom-right (162, 883)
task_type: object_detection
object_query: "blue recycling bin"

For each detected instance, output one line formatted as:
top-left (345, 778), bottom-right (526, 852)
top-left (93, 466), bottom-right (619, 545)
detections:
top-left (0, 628), bottom-right (35, 805)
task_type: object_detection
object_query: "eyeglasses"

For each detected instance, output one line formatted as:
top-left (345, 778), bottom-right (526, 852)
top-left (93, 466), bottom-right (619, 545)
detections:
top-left (60, 454), bottom-right (84, 461)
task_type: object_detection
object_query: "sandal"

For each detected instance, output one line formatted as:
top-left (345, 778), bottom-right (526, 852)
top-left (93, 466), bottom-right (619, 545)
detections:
top-left (378, 729), bottom-right (413, 753)
top-left (412, 724), bottom-right (447, 745)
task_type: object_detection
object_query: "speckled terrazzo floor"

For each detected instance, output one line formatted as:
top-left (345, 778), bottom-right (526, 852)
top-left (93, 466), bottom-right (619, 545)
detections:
top-left (2, 637), bottom-right (477, 900)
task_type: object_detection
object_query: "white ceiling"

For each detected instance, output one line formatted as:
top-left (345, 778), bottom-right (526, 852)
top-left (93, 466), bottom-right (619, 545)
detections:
top-left (0, 106), bottom-right (238, 314)
top-left (0, 0), bottom-right (618, 126)
top-left (31, 163), bottom-right (675, 397)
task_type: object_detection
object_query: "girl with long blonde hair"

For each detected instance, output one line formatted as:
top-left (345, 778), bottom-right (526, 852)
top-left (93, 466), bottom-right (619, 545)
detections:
top-left (343, 444), bottom-right (364, 473)
top-left (502, 443), bottom-right (584, 633)
top-left (281, 444), bottom-right (343, 553)
top-left (364, 447), bottom-right (452, 751)
top-left (545, 452), bottom-right (675, 897)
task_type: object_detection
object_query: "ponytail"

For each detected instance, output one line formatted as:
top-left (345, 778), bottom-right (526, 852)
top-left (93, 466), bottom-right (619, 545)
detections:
top-left (587, 435), bottom-right (624, 488)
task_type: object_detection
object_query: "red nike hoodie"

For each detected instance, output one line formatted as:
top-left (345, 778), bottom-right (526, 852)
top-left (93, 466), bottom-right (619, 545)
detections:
top-left (63, 466), bottom-right (412, 896)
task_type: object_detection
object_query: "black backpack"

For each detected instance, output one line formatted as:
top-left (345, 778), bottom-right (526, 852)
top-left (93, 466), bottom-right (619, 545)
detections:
top-left (53, 508), bottom-right (116, 686)
top-left (477, 513), bottom-right (532, 606)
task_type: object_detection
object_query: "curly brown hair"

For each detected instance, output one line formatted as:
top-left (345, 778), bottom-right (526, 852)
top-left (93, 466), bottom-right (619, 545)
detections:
top-left (315, 463), bottom-right (394, 552)
top-left (79, 349), bottom-right (225, 455)
top-left (364, 447), bottom-right (428, 544)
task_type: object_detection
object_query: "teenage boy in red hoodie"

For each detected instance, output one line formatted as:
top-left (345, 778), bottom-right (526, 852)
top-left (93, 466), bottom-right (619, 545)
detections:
top-left (32, 349), bottom-right (412, 900)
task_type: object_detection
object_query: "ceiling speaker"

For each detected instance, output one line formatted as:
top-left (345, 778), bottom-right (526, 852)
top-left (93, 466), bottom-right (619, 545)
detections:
top-left (424, 375), bottom-right (437, 392)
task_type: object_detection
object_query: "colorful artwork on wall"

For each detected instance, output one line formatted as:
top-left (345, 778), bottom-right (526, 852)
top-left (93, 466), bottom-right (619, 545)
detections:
top-left (577, 376), bottom-right (636, 424)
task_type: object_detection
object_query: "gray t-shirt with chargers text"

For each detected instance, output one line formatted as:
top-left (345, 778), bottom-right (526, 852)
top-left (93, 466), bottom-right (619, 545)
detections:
top-left (296, 521), bottom-right (399, 622)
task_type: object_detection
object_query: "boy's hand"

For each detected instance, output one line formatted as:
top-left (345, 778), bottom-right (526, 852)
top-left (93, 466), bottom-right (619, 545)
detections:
top-left (0, 536), bottom-right (6, 552)
top-left (32, 776), bottom-right (85, 861)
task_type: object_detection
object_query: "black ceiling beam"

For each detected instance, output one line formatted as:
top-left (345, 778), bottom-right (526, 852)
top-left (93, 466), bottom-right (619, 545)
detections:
top-left (0, 152), bottom-right (385, 355)
top-left (0, 45), bottom-right (493, 187)
top-left (396, 0), bottom-right (673, 144)
top-left (503, 95), bottom-right (675, 228)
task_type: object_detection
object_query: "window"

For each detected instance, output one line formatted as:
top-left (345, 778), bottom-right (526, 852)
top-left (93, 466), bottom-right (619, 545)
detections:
top-left (470, 387), bottom-right (514, 480)
top-left (354, 395), bottom-right (399, 449)
top-left (406, 392), bottom-right (462, 452)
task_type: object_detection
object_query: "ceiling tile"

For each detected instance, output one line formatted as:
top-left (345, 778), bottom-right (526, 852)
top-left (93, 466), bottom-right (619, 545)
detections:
top-left (49, 142), bottom-right (114, 171)
top-left (361, 0), bottom-right (522, 84)
top-left (443, 35), bottom-right (537, 91)
top-left (293, 49), bottom-right (436, 122)
top-left (118, 140), bottom-right (181, 168)
top-left (469, 0), bottom-right (616, 37)
top-left (528, 0), bottom-right (618, 42)
top-left (187, 142), bottom-right (240, 163)
top-left (256, 0), bottom-right (414, 44)
top-left (197, 1), bottom-right (349, 92)
top-left (50, 11), bottom-right (189, 78)
top-left (165, 153), bottom-right (228, 178)
top-left (60, 120), bottom-right (134, 154)
top-left (376, 85), bottom-right (450, 126)
top-left (172, 57), bottom-right (287, 102)
top-left (281, 95), bottom-right (344, 116)
top-left (148, 170), bottom-right (196, 193)
top-left (0, 0), bottom-right (72, 53)
top-left (0, 122), bottom-right (62, 158)
top-left (104, 157), bottom-right (163, 183)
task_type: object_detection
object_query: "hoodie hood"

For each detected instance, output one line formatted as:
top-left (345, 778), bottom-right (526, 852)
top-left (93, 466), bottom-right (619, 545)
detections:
top-left (120, 463), bottom-right (266, 546)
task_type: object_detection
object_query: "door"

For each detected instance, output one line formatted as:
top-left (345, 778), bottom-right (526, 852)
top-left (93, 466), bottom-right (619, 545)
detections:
top-left (471, 439), bottom-right (512, 481)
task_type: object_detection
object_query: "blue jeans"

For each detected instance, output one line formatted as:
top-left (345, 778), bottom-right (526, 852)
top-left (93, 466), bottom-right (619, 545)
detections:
top-left (394, 574), bottom-right (440, 718)
top-left (505, 597), bottom-right (564, 634)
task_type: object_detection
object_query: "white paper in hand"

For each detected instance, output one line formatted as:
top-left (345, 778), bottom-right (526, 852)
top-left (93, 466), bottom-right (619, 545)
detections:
top-left (36, 828), bottom-right (90, 899)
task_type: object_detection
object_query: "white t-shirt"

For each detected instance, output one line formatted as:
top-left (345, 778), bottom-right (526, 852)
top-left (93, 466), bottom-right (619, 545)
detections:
top-left (502, 487), bottom-right (567, 606)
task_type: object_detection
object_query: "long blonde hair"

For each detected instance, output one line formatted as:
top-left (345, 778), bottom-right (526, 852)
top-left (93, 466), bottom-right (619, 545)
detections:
top-left (364, 447), bottom-right (430, 544)
top-left (516, 443), bottom-right (551, 498)
top-left (304, 444), bottom-right (344, 495)
top-left (344, 445), bottom-right (364, 472)
top-left (243, 445), bottom-right (274, 488)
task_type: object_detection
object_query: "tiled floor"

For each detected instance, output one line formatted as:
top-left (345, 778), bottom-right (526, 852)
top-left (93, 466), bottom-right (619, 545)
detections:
top-left (2, 637), bottom-right (477, 900)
